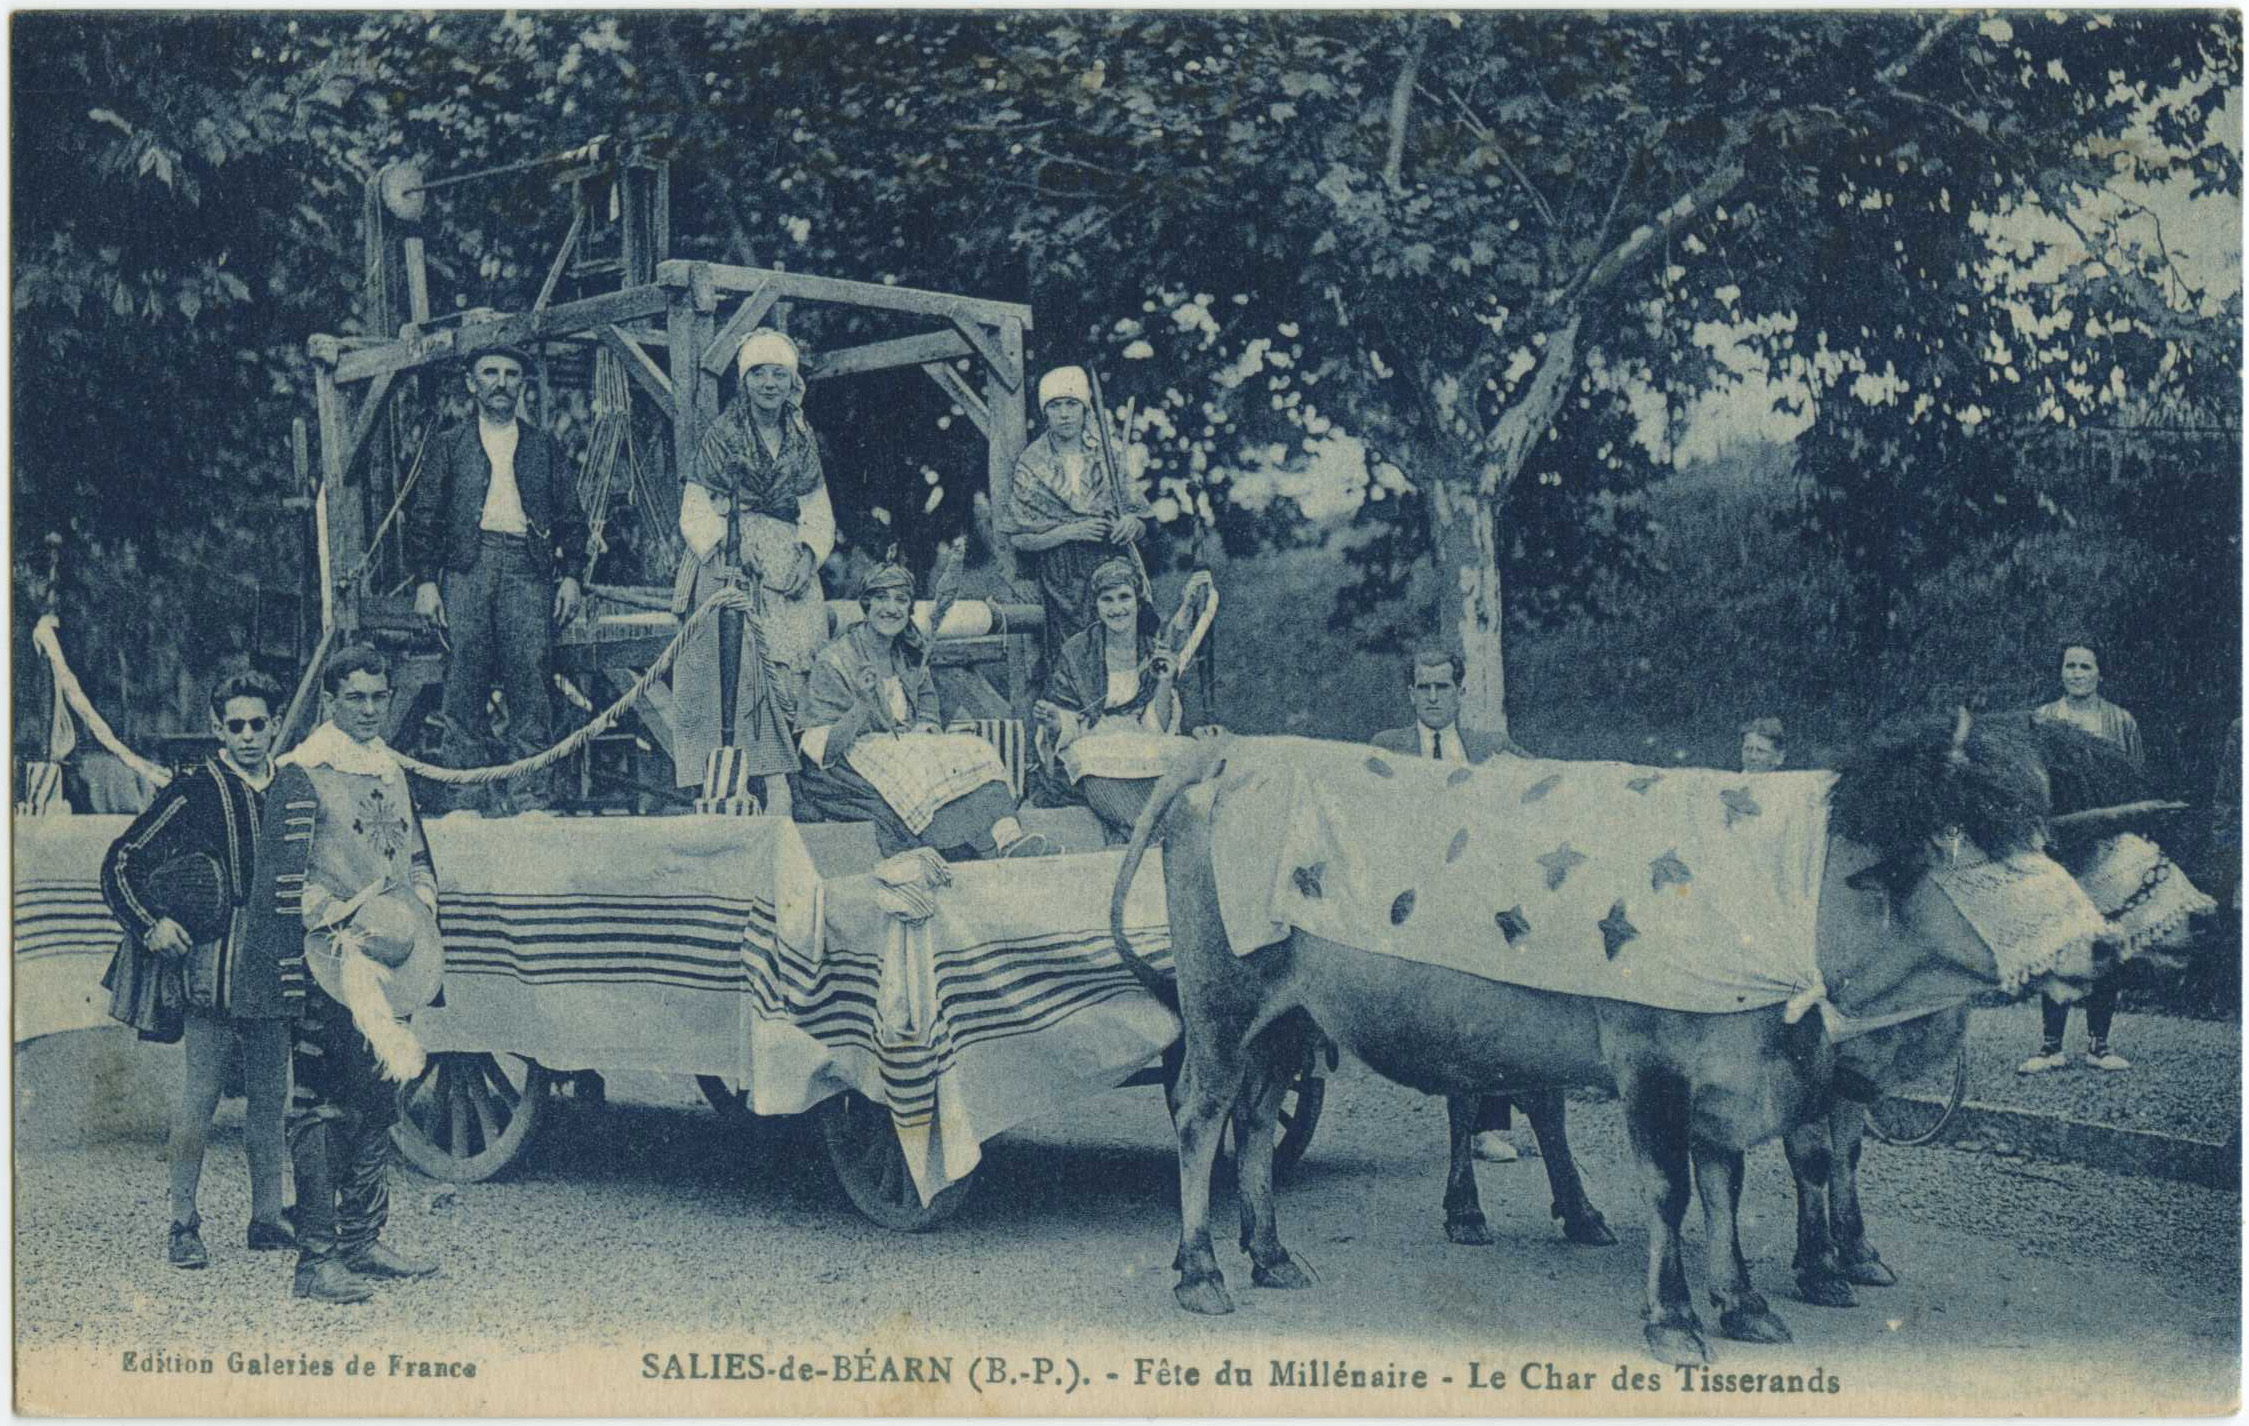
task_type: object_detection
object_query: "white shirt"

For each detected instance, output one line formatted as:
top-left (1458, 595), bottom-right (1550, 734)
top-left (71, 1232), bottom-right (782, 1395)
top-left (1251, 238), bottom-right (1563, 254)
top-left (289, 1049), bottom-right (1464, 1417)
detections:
top-left (219, 752), bottom-right (272, 793)
top-left (476, 417), bottom-right (528, 536)
top-left (1420, 723), bottom-right (1467, 764)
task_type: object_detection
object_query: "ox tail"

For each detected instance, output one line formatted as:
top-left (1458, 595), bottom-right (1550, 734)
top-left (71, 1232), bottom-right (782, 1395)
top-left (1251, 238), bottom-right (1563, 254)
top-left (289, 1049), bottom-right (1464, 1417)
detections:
top-left (1110, 734), bottom-right (1236, 1011)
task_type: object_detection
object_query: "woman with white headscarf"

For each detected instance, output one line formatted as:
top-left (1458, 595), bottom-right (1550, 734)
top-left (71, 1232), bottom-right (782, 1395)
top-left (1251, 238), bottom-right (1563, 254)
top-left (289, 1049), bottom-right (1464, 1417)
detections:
top-left (672, 329), bottom-right (836, 810)
top-left (1008, 365), bottom-right (1150, 673)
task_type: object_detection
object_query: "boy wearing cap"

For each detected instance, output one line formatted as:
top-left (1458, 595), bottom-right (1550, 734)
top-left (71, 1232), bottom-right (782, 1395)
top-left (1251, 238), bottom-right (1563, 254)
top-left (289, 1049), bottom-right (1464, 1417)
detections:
top-left (1009, 365), bottom-right (1151, 672)
top-left (404, 343), bottom-right (588, 813)
top-left (246, 646), bottom-right (445, 1303)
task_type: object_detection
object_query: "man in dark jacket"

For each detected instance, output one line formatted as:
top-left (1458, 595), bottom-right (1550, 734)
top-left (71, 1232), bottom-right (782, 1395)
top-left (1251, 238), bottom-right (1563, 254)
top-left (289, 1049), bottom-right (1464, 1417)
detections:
top-left (404, 343), bottom-right (588, 812)
top-left (1372, 644), bottom-right (1531, 1164)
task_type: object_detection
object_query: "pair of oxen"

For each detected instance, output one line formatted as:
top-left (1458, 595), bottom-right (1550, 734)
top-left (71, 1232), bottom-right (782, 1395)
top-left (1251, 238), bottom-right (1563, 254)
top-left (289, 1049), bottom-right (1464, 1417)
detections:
top-left (1108, 713), bottom-right (2208, 1366)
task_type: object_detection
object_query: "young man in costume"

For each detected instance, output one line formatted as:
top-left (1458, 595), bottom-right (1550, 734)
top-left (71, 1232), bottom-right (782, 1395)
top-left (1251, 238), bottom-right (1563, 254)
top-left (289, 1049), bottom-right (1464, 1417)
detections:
top-left (101, 672), bottom-right (293, 1268)
top-left (248, 646), bottom-right (446, 1303)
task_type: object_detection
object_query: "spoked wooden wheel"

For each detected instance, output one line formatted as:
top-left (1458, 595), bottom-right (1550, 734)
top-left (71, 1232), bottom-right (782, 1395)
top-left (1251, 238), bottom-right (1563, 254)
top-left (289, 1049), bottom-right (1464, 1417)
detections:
top-left (1163, 1048), bottom-right (1327, 1181)
top-left (393, 1052), bottom-right (551, 1181)
top-left (817, 1090), bottom-right (974, 1231)
top-left (1865, 1041), bottom-right (1971, 1146)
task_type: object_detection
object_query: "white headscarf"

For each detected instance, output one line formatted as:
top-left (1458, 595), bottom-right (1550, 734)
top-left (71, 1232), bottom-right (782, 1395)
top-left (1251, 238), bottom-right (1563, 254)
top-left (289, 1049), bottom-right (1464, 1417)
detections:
top-left (1038, 365), bottom-right (1092, 409)
top-left (736, 328), bottom-right (802, 378)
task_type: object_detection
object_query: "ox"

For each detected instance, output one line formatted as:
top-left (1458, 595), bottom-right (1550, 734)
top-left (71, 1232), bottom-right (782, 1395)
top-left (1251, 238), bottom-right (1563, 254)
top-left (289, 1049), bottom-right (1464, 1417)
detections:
top-left (1110, 719), bottom-right (2115, 1366)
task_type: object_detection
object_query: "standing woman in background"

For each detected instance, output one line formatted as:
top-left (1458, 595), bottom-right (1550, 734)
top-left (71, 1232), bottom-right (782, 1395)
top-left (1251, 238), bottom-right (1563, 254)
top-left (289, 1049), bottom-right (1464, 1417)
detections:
top-left (1008, 366), bottom-right (1150, 675)
top-left (2024, 638), bottom-right (2143, 1075)
top-left (672, 330), bottom-right (836, 814)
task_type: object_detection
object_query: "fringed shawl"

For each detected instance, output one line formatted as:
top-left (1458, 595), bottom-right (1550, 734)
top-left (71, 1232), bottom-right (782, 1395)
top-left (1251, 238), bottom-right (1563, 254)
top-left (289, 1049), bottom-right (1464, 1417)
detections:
top-left (692, 395), bottom-right (824, 522)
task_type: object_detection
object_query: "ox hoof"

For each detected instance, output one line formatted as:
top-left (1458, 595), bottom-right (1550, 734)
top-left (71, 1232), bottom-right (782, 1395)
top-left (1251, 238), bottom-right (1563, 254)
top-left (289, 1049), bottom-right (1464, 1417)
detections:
top-left (1176, 1276), bottom-right (1236, 1316)
top-left (1719, 1299), bottom-right (1794, 1345)
top-left (1252, 1255), bottom-right (1314, 1291)
top-left (1794, 1271), bottom-right (1858, 1309)
top-left (1562, 1211), bottom-right (1617, 1247)
top-left (1840, 1250), bottom-right (1897, 1287)
top-left (1445, 1217), bottom-right (1496, 1247)
top-left (1643, 1319), bottom-right (1712, 1368)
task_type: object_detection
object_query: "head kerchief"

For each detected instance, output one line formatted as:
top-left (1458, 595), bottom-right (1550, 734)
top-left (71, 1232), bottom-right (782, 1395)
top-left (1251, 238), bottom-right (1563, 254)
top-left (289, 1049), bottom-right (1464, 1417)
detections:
top-left (737, 329), bottom-right (803, 378)
top-left (860, 561), bottom-right (916, 601)
top-left (1038, 365), bottom-right (1093, 409)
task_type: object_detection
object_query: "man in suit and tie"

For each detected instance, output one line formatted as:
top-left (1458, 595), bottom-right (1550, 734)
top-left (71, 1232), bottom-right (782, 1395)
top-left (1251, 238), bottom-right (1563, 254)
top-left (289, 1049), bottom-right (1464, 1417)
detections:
top-left (1371, 643), bottom-right (1530, 1162)
top-left (405, 343), bottom-right (588, 814)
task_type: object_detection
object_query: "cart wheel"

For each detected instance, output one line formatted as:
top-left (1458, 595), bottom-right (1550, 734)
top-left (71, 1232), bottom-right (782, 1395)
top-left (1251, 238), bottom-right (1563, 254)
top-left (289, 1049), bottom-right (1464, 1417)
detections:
top-left (818, 1091), bottom-right (974, 1231)
top-left (1865, 1041), bottom-right (1970, 1146)
top-left (1271, 1070), bottom-right (1326, 1176)
top-left (393, 1052), bottom-right (551, 1182)
top-left (696, 1075), bottom-right (748, 1117)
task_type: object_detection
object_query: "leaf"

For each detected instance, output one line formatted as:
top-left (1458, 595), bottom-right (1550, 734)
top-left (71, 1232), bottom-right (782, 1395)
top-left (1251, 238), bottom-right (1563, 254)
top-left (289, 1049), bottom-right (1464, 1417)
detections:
top-left (1445, 828), bottom-right (1470, 863)
top-left (87, 108), bottom-right (134, 135)
top-left (1364, 755), bottom-right (1395, 778)
top-left (1390, 889), bottom-right (1416, 925)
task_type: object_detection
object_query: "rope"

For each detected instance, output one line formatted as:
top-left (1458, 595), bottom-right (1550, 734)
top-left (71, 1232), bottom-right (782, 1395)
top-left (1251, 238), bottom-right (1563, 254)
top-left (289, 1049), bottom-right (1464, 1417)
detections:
top-left (29, 615), bottom-right (172, 788)
top-left (341, 419), bottom-right (435, 594)
top-left (391, 600), bottom-right (719, 786)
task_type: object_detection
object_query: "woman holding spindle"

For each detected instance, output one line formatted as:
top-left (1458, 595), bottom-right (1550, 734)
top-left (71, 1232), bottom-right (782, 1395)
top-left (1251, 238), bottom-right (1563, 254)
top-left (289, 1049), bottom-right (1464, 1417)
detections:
top-left (1008, 365), bottom-right (1150, 674)
top-left (672, 329), bottom-right (836, 812)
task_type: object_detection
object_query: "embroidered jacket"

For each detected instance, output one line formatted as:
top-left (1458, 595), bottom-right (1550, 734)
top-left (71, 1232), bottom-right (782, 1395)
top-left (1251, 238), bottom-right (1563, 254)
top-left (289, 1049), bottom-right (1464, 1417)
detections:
top-left (244, 727), bottom-right (438, 1015)
top-left (99, 756), bottom-right (281, 1018)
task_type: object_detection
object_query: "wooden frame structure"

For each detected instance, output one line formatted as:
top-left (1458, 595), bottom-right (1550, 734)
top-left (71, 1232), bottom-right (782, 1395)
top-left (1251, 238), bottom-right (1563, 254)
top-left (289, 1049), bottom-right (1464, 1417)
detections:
top-left (307, 154), bottom-right (1039, 774)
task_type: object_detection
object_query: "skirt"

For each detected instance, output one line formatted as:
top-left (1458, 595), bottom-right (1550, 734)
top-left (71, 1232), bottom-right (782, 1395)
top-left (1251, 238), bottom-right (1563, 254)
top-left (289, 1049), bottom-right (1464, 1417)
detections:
top-left (668, 557), bottom-right (810, 787)
top-left (798, 760), bottom-right (1016, 859)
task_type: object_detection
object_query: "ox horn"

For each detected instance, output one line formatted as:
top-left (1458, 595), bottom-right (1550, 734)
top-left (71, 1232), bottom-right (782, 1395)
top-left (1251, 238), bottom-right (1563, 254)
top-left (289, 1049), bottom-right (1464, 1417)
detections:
top-left (2047, 799), bottom-right (2192, 840)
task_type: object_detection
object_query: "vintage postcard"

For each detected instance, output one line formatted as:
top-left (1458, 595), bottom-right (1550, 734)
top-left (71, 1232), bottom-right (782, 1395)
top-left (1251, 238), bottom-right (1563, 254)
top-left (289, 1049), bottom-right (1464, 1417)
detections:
top-left (12, 5), bottom-right (2241, 1417)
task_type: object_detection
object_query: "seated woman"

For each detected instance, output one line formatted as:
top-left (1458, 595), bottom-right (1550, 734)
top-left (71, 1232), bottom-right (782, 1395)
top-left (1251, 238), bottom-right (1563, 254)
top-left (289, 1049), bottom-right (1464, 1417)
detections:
top-left (795, 561), bottom-right (1054, 860)
top-left (1032, 557), bottom-right (1217, 837)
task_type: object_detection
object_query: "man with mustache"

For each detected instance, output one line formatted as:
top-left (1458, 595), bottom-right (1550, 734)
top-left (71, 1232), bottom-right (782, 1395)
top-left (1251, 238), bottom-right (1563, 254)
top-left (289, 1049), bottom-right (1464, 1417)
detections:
top-left (405, 343), bottom-right (588, 814)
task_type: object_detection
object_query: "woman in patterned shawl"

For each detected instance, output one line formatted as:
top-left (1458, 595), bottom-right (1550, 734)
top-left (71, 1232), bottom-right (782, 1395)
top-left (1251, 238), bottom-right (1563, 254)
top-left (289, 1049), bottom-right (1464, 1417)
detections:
top-left (672, 329), bottom-right (836, 811)
top-left (1008, 365), bottom-right (1151, 673)
top-left (1033, 557), bottom-right (1216, 837)
top-left (795, 561), bottom-right (1055, 860)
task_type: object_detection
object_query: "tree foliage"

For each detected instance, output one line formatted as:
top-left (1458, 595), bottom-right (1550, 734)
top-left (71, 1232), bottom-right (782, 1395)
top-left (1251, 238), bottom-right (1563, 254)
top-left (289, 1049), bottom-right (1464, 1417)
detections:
top-left (11, 11), bottom-right (2238, 747)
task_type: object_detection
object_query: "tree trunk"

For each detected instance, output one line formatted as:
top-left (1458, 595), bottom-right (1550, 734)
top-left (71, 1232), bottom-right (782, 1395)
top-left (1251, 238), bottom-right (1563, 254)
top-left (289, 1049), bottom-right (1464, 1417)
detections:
top-left (1424, 316), bottom-right (1584, 737)
top-left (1428, 472), bottom-right (1508, 735)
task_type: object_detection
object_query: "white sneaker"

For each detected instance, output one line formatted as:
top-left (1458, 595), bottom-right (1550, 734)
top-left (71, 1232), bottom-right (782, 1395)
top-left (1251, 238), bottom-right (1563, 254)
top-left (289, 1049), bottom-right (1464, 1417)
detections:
top-left (2017, 1051), bottom-right (2067, 1075)
top-left (1471, 1131), bottom-right (1520, 1163)
top-left (2084, 1049), bottom-right (2132, 1072)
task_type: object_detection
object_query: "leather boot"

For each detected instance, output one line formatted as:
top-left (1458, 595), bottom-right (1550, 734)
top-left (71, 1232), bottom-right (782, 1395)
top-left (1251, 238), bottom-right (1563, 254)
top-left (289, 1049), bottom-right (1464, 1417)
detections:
top-left (346, 1241), bottom-right (439, 1280)
top-left (292, 1259), bottom-right (375, 1304)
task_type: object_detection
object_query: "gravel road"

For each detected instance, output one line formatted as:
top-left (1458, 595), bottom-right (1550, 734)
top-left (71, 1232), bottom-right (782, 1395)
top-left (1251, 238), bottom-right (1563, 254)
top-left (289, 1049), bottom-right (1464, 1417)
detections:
top-left (17, 1028), bottom-right (2239, 1414)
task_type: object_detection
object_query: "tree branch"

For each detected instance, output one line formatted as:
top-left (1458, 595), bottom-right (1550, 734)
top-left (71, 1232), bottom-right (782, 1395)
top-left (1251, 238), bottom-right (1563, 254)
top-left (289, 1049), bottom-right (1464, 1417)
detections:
top-left (1564, 14), bottom-right (1967, 307)
top-left (1383, 17), bottom-right (1433, 193)
top-left (1426, 81), bottom-right (1556, 228)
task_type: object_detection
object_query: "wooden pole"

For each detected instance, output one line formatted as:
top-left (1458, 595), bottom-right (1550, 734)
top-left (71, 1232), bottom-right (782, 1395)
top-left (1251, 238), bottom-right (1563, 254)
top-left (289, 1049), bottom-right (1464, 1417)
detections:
top-left (984, 317), bottom-right (1034, 713)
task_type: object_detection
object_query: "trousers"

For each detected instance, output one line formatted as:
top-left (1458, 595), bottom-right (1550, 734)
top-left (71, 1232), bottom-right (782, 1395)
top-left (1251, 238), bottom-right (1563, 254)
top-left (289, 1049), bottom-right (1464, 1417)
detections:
top-left (2040, 980), bottom-right (2120, 1050)
top-left (171, 1008), bottom-right (289, 1227)
top-left (287, 985), bottom-right (401, 1266)
top-left (439, 532), bottom-right (556, 804)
